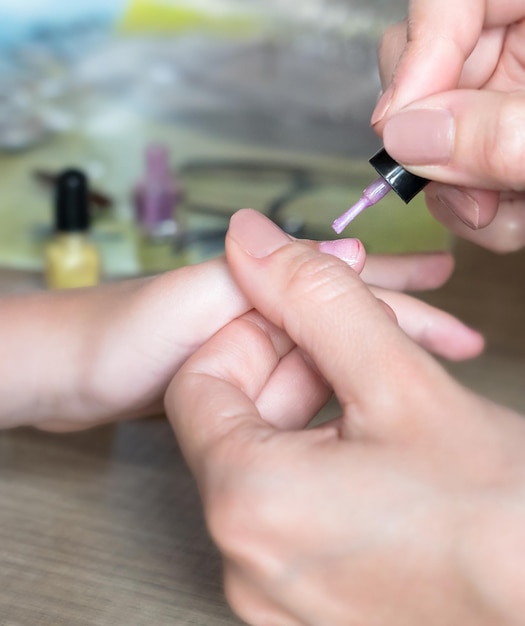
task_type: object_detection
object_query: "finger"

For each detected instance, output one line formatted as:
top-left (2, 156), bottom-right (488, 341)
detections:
top-left (373, 1), bottom-right (525, 127)
top-left (377, 20), bottom-right (407, 89)
top-left (426, 191), bottom-right (525, 253)
top-left (485, 1), bottom-right (525, 27)
top-left (144, 240), bottom-right (363, 365)
top-left (424, 184), bottom-right (500, 231)
top-left (361, 252), bottom-right (454, 292)
top-left (256, 346), bottom-right (332, 430)
top-left (371, 0), bottom-right (485, 126)
top-left (372, 287), bottom-right (484, 361)
top-left (166, 311), bottom-right (292, 476)
top-left (382, 89), bottom-right (525, 191)
top-left (225, 210), bottom-right (448, 427)
top-left (116, 257), bottom-right (250, 371)
top-left (315, 239), bottom-right (365, 274)
top-left (106, 237), bottom-right (362, 402)
top-left (89, 257), bottom-right (253, 419)
top-left (459, 26), bottom-right (506, 89)
top-left (36, 400), bottom-right (168, 431)
top-left (377, 20), bottom-right (506, 96)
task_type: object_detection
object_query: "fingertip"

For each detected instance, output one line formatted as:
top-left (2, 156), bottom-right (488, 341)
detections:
top-left (421, 314), bottom-right (485, 362)
top-left (317, 239), bottom-right (366, 273)
top-left (426, 185), bottom-right (499, 230)
top-left (442, 326), bottom-right (485, 362)
top-left (384, 9), bottom-right (482, 113)
top-left (371, 85), bottom-right (395, 127)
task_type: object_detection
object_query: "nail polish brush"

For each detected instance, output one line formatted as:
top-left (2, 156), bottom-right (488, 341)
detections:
top-left (332, 148), bottom-right (429, 234)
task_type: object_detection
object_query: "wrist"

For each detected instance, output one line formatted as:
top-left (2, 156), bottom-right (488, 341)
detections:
top-left (0, 288), bottom-right (111, 429)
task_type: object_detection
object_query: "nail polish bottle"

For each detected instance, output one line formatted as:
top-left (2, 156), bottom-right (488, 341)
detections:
top-left (133, 144), bottom-right (188, 272)
top-left (332, 147), bottom-right (430, 234)
top-left (45, 169), bottom-right (101, 290)
top-left (133, 144), bottom-right (183, 239)
top-left (369, 147), bottom-right (429, 203)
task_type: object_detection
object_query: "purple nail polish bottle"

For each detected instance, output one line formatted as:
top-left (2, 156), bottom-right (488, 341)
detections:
top-left (133, 144), bottom-right (183, 239)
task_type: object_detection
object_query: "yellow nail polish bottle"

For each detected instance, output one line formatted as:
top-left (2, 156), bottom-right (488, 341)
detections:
top-left (45, 169), bottom-right (101, 290)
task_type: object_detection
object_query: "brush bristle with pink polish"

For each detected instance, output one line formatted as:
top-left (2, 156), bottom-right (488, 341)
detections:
top-left (332, 198), bottom-right (371, 234)
top-left (332, 177), bottom-right (392, 234)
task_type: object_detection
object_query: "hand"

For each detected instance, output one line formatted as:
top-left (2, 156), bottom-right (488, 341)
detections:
top-left (78, 242), bottom-right (478, 429)
top-left (7, 250), bottom-right (355, 431)
top-left (373, 2), bottom-right (525, 252)
top-left (7, 214), bottom-right (479, 432)
top-left (1, 258), bottom-right (250, 430)
top-left (167, 210), bottom-right (525, 625)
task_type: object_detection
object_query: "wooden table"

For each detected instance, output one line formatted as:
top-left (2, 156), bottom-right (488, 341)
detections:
top-left (1, 240), bottom-right (525, 625)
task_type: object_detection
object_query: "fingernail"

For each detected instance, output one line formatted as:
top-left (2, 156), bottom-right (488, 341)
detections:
top-left (436, 188), bottom-right (480, 229)
top-left (229, 209), bottom-right (293, 258)
top-left (371, 86), bottom-right (394, 126)
top-left (383, 109), bottom-right (455, 165)
top-left (318, 239), bottom-right (363, 267)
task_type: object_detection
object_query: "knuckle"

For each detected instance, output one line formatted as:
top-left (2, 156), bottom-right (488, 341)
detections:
top-left (285, 254), bottom-right (356, 310)
top-left (483, 95), bottom-right (525, 190)
top-left (281, 253), bottom-right (372, 342)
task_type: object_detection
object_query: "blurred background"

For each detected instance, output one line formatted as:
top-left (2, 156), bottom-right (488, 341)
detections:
top-left (0, 0), bottom-right (448, 284)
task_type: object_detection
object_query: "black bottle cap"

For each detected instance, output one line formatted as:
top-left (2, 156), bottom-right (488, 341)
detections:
top-left (369, 148), bottom-right (429, 203)
top-left (55, 169), bottom-right (90, 232)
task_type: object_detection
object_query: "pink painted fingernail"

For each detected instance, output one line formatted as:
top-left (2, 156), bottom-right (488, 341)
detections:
top-left (318, 239), bottom-right (363, 267)
top-left (228, 209), bottom-right (293, 258)
top-left (384, 109), bottom-right (455, 165)
top-left (371, 86), bottom-right (394, 126)
top-left (436, 188), bottom-right (480, 229)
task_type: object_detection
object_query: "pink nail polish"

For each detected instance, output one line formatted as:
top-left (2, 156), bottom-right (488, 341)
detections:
top-left (319, 239), bottom-right (363, 267)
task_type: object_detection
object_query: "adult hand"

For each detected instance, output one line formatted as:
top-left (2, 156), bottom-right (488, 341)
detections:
top-left (373, 1), bottom-right (525, 252)
top-left (167, 210), bottom-right (525, 625)
top-left (6, 229), bottom-right (479, 432)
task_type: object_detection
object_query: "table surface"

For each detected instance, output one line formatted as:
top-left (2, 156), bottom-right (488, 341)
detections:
top-left (1, 239), bottom-right (525, 626)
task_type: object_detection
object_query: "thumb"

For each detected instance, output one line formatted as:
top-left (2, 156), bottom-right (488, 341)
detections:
top-left (382, 89), bottom-right (525, 191)
top-left (225, 210), bottom-right (445, 433)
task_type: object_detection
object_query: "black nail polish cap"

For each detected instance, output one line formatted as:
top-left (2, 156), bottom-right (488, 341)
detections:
top-left (369, 148), bottom-right (429, 203)
top-left (55, 169), bottom-right (90, 232)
